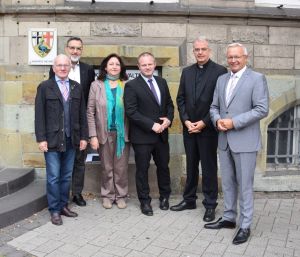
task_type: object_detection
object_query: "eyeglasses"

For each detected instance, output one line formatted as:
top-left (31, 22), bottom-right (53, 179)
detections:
top-left (55, 64), bottom-right (71, 68)
top-left (67, 46), bottom-right (82, 51)
top-left (193, 48), bottom-right (209, 52)
top-left (227, 55), bottom-right (245, 61)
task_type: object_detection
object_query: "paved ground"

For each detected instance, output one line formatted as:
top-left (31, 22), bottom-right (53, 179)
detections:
top-left (1, 193), bottom-right (300, 257)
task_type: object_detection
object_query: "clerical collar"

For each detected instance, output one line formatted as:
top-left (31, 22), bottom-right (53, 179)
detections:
top-left (197, 59), bottom-right (211, 69)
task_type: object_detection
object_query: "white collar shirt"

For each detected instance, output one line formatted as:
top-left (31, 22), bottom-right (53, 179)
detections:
top-left (68, 62), bottom-right (81, 84)
top-left (141, 74), bottom-right (161, 105)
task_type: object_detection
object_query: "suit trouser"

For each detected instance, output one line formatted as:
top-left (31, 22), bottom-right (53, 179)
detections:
top-left (219, 147), bottom-right (257, 229)
top-left (132, 139), bottom-right (171, 204)
top-left (72, 147), bottom-right (87, 195)
top-left (99, 132), bottom-right (130, 200)
top-left (183, 133), bottom-right (218, 209)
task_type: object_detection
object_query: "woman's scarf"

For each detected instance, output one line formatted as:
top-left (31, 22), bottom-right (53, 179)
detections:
top-left (104, 78), bottom-right (125, 158)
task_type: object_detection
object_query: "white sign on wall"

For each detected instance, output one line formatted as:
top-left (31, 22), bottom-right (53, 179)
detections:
top-left (28, 28), bottom-right (57, 65)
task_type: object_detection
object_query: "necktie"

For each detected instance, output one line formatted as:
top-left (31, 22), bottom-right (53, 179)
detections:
top-left (61, 80), bottom-right (69, 101)
top-left (225, 74), bottom-right (237, 106)
top-left (148, 79), bottom-right (160, 105)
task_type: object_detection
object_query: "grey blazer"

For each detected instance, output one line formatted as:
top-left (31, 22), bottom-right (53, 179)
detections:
top-left (210, 68), bottom-right (269, 153)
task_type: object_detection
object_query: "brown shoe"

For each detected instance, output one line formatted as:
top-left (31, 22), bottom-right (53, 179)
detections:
top-left (60, 206), bottom-right (78, 217)
top-left (50, 213), bottom-right (63, 226)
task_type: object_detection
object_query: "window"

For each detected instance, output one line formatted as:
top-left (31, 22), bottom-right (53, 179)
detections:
top-left (67, 0), bottom-right (178, 2)
top-left (267, 105), bottom-right (300, 169)
top-left (255, 0), bottom-right (300, 9)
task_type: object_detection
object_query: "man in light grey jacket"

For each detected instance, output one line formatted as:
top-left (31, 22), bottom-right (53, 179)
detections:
top-left (207, 43), bottom-right (269, 245)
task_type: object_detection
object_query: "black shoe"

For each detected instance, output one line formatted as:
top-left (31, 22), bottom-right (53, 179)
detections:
top-left (73, 194), bottom-right (86, 206)
top-left (159, 198), bottom-right (169, 210)
top-left (204, 217), bottom-right (236, 229)
top-left (170, 200), bottom-right (196, 211)
top-left (232, 228), bottom-right (250, 245)
top-left (203, 208), bottom-right (215, 222)
top-left (141, 203), bottom-right (153, 216)
top-left (50, 212), bottom-right (63, 226)
top-left (61, 206), bottom-right (78, 217)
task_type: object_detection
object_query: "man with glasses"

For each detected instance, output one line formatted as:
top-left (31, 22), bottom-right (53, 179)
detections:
top-left (36, 54), bottom-right (88, 225)
top-left (207, 43), bottom-right (269, 245)
top-left (170, 37), bottom-right (227, 223)
top-left (49, 37), bottom-right (95, 206)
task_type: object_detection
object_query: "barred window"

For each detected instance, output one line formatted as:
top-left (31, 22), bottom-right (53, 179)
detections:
top-left (267, 105), bottom-right (300, 169)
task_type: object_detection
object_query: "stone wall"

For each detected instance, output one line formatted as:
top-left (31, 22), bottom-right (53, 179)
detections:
top-left (0, 0), bottom-right (300, 190)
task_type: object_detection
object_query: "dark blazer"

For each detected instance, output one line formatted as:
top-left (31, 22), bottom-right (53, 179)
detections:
top-left (124, 75), bottom-right (174, 144)
top-left (35, 78), bottom-right (88, 152)
top-left (177, 59), bottom-right (227, 136)
top-left (49, 61), bottom-right (95, 105)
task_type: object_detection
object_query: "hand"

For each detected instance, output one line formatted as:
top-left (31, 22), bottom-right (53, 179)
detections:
top-left (221, 119), bottom-right (234, 130)
top-left (152, 122), bottom-right (163, 133)
top-left (188, 120), bottom-right (206, 133)
top-left (184, 120), bottom-right (195, 131)
top-left (80, 140), bottom-right (88, 151)
top-left (217, 119), bottom-right (227, 131)
top-left (217, 119), bottom-right (234, 131)
top-left (89, 137), bottom-right (99, 150)
top-left (38, 141), bottom-right (48, 152)
top-left (160, 117), bottom-right (171, 131)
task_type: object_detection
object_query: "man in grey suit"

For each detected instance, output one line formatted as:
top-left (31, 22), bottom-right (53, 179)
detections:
top-left (206, 43), bottom-right (269, 245)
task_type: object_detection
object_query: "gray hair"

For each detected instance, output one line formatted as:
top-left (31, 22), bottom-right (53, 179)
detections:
top-left (53, 54), bottom-right (71, 66)
top-left (193, 36), bottom-right (209, 46)
top-left (227, 42), bottom-right (248, 55)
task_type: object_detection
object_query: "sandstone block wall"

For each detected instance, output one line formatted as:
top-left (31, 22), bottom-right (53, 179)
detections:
top-left (0, 1), bottom-right (299, 178)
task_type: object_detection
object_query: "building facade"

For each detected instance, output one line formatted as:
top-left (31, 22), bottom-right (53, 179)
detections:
top-left (1, 0), bottom-right (300, 191)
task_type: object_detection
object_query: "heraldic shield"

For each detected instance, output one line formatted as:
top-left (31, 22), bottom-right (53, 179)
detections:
top-left (31, 31), bottom-right (54, 58)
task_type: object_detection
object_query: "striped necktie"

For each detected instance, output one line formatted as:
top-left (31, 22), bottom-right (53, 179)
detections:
top-left (148, 79), bottom-right (160, 105)
top-left (225, 74), bottom-right (237, 106)
top-left (61, 80), bottom-right (69, 101)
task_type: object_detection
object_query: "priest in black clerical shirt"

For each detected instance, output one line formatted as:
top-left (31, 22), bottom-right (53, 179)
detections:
top-left (170, 37), bottom-right (227, 223)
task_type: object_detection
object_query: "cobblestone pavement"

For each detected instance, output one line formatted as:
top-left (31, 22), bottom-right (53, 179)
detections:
top-left (1, 193), bottom-right (300, 257)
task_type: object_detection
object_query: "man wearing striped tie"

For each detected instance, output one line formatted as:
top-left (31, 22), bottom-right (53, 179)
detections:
top-left (35, 54), bottom-right (88, 226)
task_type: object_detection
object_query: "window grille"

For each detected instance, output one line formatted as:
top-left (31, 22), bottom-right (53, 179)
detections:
top-left (267, 105), bottom-right (300, 169)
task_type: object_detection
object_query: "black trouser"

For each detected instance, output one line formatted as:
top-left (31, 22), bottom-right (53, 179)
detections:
top-left (183, 133), bottom-right (218, 209)
top-left (72, 148), bottom-right (87, 195)
top-left (132, 140), bottom-right (171, 204)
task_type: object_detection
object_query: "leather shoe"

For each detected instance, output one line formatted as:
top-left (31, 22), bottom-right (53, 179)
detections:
top-left (204, 217), bottom-right (236, 229)
top-left (141, 203), bottom-right (153, 216)
top-left (233, 228), bottom-right (250, 245)
top-left (170, 200), bottom-right (196, 211)
top-left (72, 194), bottom-right (86, 206)
top-left (61, 206), bottom-right (78, 217)
top-left (203, 208), bottom-right (215, 222)
top-left (159, 198), bottom-right (169, 210)
top-left (50, 213), bottom-right (62, 226)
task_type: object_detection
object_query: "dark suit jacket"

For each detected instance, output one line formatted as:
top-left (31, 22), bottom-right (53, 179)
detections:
top-left (49, 61), bottom-right (95, 105)
top-left (124, 75), bottom-right (174, 144)
top-left (177, 59), bottom-right (227, 136)
top-left (35, 78), bottom-right (88, 152)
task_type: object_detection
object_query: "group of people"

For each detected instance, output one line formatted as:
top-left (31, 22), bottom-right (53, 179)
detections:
top-left (35, 36), bottom-right (269, 245)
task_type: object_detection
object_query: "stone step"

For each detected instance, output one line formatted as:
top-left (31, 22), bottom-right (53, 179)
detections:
top-left (0, 179), bottom-right (47, 229)
top-left (0, 168), bottom-right (35, 198)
